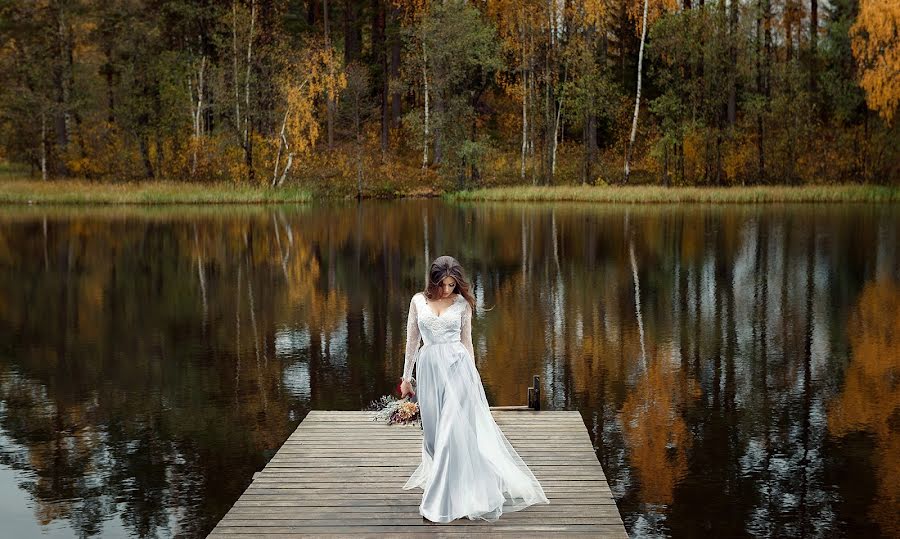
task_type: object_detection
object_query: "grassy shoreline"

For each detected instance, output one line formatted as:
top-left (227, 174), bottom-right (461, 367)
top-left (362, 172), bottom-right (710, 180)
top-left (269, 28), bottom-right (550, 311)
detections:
top-left (0, 178), bottom-right (896, 204)
top-left (450, 184), bottom-right (899, 203)
top-left (0, 179), bottom-right (313, 204)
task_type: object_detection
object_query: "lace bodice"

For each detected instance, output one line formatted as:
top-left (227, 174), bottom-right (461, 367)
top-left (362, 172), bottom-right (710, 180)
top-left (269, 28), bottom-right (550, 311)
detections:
top-left (402, 293), bottom-right (475, 382)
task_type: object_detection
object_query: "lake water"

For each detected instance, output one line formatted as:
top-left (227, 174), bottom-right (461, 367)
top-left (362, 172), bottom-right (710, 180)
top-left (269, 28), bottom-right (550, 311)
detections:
top-left (0, 201), bottom-right (897, 538)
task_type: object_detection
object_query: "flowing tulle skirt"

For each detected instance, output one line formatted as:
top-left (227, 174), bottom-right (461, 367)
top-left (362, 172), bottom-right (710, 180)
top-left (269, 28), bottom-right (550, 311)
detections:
top-left (402, 341), bottom-right (550, 523)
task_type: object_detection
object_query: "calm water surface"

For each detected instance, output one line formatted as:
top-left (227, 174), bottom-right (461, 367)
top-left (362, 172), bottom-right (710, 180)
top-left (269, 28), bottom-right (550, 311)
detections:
top-left (0, 201), bottom-right (897, 538)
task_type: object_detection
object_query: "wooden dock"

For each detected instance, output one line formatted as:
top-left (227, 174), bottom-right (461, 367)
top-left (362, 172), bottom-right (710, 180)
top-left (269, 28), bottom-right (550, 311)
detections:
top-left (209, 410), bottom-right (627, 538)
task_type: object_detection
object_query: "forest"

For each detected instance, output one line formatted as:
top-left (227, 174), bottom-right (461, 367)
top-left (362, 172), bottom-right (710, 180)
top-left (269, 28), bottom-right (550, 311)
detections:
top-left (0, 0), bottom-right (897, 194)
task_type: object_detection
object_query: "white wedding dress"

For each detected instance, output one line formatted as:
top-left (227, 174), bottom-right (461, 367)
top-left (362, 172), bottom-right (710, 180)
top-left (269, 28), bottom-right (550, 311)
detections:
top-left (400, 292), bottom-right (549, 523)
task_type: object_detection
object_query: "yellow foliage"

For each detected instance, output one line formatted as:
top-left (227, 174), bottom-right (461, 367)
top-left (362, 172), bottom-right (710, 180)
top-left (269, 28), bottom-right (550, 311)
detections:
top-left (580, 0), bottom-right (606, 29)
top-left (486, 0), bottom-right (541, 49)
top-left (723, 136), bottom-right (755, 184)
top-left (681, 129), bottom-right (705, 182)
top-left (626, 0), bottom-right (677, 36)
top-left (276, 39), bottom-right (347, 182)
top-left (392, 0), bottom-right (430, 23)
top-left (64, 122), bottom-right (134, 179)
top-left (851, 0), bottom-right (900, 122)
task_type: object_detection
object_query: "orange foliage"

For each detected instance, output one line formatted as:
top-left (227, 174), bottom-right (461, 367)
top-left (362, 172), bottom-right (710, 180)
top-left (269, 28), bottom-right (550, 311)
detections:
top-left (626, 0), bottom-right (677, 35)
top-left (681, 129), bottom-right (706, 183)
top-left (851, 0), bottom-right (900, 122)
top-left (276, 40), bottom-right (347, 182)
top-left (723, 135), bottom-right (755, 185)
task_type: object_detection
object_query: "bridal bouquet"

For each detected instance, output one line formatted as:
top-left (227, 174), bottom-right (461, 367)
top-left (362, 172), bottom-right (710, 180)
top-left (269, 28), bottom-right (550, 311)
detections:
top-left (369, 392), bottom-right (421, 427)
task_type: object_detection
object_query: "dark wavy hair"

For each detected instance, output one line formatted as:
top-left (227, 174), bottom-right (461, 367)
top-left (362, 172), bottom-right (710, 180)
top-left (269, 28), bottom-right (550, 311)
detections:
top-left (422, 255), bottom-right (476, 311)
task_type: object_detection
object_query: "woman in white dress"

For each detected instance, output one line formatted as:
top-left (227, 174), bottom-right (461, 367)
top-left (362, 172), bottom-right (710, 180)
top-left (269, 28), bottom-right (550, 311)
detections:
top-left (398, 255), bottom-right (549, 523)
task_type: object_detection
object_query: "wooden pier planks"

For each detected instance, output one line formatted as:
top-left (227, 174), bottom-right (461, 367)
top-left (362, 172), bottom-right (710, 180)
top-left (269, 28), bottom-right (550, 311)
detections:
top-left (208, 410), bottom-right (627, 538)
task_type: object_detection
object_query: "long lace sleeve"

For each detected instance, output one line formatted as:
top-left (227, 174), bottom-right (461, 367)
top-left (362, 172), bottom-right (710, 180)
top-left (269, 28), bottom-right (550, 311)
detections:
top-left (461, 301), bottom-right (475, 364)
top-left (402, 295), bottom-right (422, 382)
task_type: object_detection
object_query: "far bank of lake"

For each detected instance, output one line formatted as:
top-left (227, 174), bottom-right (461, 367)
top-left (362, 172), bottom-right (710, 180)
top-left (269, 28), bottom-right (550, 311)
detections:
top-left (0, 178), bottom-right (897, 205)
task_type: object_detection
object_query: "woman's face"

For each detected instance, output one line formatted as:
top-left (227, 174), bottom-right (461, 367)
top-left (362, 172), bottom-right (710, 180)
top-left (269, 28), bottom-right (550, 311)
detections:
top-left (438, 276), bottom-right (457, 298)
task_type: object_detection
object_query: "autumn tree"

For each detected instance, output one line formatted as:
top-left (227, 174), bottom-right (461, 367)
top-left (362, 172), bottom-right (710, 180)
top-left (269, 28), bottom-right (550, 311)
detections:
top-left (850, 0), bottom-right (899, 122)
top-left (820, 0), bottom-right (866, 125)
top-left (272, 38), bottom-right (346, 187)
top-left (344, 61), bottom-right (371, 198)
top-left (486, 0), bottom-right (539, 180)
top-left (0, 2), bottom-right (59, 180)
top-left (401, 0), bottom-right (500, 186)
top-left (0, 0), bottom-right (897, 187)
top-left (563, 1), bottom-right (619, 185)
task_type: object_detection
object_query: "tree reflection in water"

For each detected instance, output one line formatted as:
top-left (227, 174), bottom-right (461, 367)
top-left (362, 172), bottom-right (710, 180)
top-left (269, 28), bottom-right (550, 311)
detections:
top-left (0, 203), bottom-right (895, 537)
top-left (828, 279), bottom-right (900, 538)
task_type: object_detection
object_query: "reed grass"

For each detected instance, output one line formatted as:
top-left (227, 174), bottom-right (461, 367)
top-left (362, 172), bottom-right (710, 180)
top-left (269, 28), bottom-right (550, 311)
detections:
top-left (0, 179), bottom-right (313, 204)
top-left (447, 184), bottom-right (899, 203)
top-left (1, 177), bottom-right (895, 205)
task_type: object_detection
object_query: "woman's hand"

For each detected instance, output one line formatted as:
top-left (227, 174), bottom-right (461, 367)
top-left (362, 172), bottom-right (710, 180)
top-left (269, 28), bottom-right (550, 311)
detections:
top-left (400, 379), bottom-right (415, 398)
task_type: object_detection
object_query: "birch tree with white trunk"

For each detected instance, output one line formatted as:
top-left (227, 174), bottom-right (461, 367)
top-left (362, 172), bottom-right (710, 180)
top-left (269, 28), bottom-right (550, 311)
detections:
top-left (422, 40), bottom-right (429, 169)
top-left (189, 54), bottom-right (207, 177)
top-left (520, 14), bottom-right (528, 180)
top-left (272, 41), bottom-right (345, 188)
top-left (624, 0), bottom-right (649, 184)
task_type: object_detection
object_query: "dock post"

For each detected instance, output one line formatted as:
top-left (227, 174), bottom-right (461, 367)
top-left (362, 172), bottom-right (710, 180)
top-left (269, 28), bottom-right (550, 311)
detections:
top-left (527, 374), bottom-right (541, 410)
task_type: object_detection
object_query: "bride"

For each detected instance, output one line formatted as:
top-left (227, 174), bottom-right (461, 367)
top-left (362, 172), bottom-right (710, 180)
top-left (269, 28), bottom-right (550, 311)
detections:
top-left (399, 255), bottom-right (549, 523)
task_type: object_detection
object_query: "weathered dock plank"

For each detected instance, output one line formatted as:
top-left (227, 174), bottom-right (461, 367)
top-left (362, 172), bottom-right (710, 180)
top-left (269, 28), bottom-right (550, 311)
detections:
top-left (208, 410), bottom-right (627, 538)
